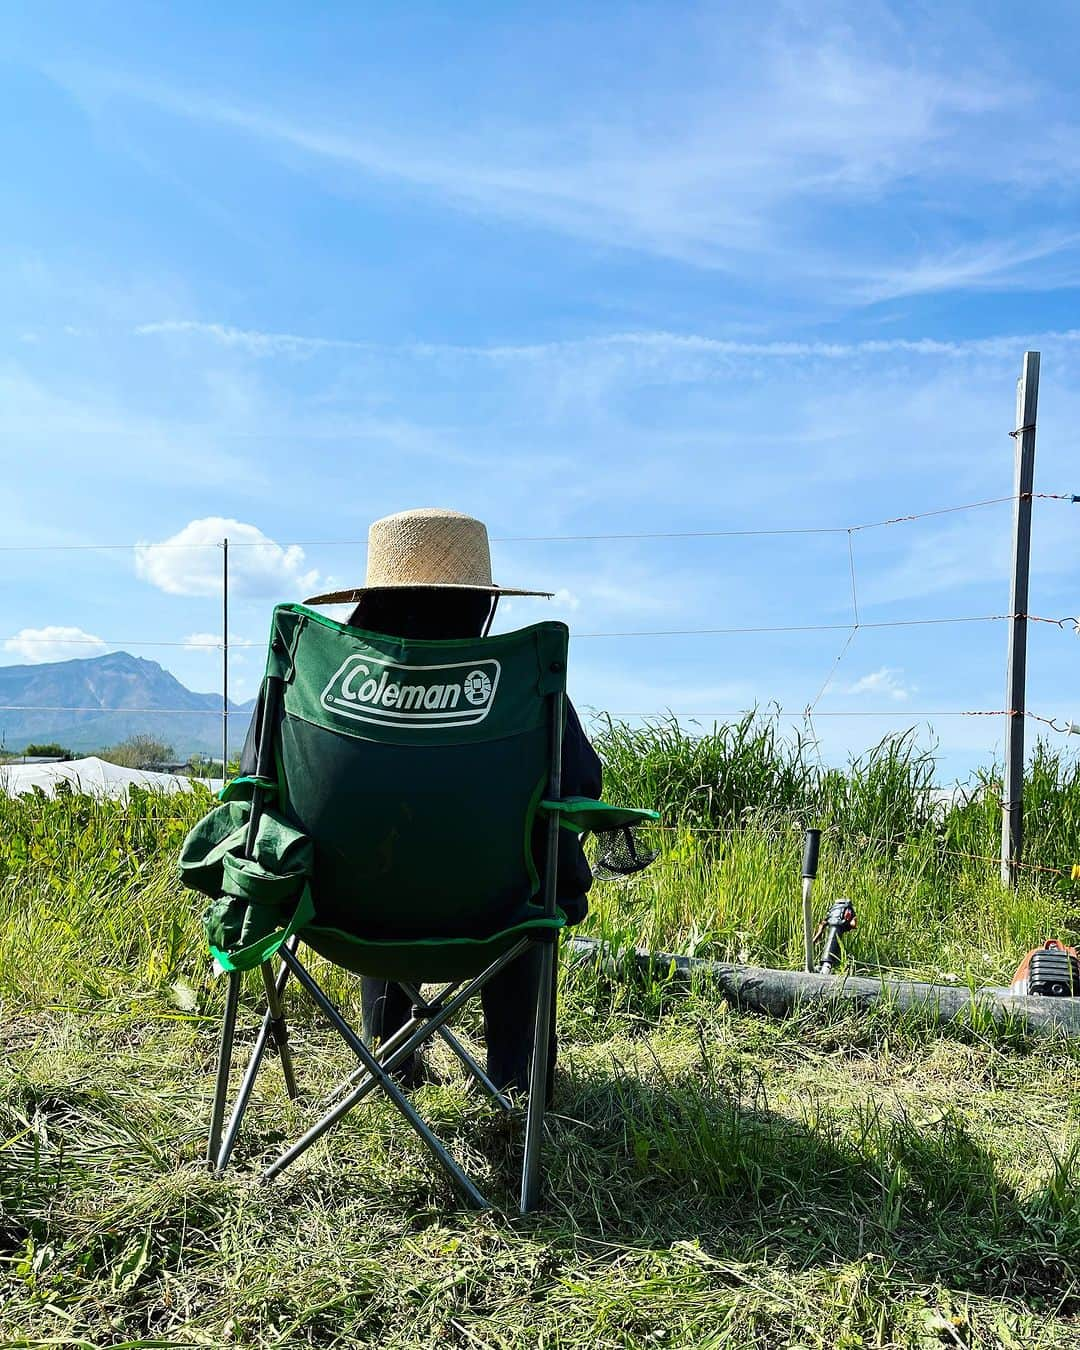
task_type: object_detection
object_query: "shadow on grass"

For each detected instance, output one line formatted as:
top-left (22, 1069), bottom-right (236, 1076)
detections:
top-left (5, 1008), bottom-right (1080, 1343)
top-left (5, 1042), bottom-right (1080, 1350)
top-left (533, 1054), bottom-right (1080, 1312)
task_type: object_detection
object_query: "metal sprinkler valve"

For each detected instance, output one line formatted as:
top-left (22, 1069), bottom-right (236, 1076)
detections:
top-left (814, 899), bottom-right (857, 975)
top-left (801, 828), bottom-right (821, 972)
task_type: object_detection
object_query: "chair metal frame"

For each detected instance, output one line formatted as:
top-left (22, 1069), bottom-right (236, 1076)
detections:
top-left (205, 671), bottom-right (565, 1213)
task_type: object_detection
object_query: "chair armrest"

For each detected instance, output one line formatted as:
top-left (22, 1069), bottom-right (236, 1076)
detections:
top-left (539, 797), bottom-right (660, 834)
top-left (218, 774), bottom-right (278, 803)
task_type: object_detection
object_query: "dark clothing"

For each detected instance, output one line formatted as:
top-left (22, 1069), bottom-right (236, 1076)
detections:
top-left (534, 698), bottom-right (601, 923)
top-left (239, 589), bottom-right (601, 1093)
top-left (362, 944), bottom-right (557, 1095)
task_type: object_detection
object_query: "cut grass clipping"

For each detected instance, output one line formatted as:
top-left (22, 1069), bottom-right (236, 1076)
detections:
top-left (2, 718), bottom-right (1080, 1346)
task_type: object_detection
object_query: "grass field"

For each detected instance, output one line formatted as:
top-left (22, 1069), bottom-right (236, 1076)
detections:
top-left (3, 722), bottom-right (1080, 1347)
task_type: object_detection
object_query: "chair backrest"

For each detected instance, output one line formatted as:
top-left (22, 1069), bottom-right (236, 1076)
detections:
top-left (260, 603), bottom-right (568, 940)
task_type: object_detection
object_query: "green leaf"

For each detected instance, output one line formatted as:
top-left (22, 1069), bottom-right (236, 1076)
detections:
top-left (111, 1231), bottom-right (151, 1293)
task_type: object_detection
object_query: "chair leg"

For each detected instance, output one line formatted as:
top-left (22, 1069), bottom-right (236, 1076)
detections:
top-left (520, 938), bottom-right (557, 1213)
top-left (265, 950), bottom-right (490, 1208)
top-left (395, 981), bottom-right (513, 1114)
top-left (436, 1025), bottom-right (514, 1114)
top-left (207, 969), bottom-right (241, 1171)
top-left (262, 958), bottom-right (299, 1099)
top-left (319, 1011), bottom-right (424, 1108)
top-left (214, 956), bottom-right (294, 1173)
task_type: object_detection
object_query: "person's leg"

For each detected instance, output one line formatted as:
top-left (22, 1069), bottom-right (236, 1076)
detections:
top-left (361, 978), bottom-right (421, 1085)
top-left (481, 945), bottom-right (557, 1099)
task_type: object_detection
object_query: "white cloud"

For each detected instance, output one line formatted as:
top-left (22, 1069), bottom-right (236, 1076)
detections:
top-left (135, 517), bottom-right (319, 598)
top-left (183, 631), bottom-right (223, 651)
top-left (3, 626), bottom-right (108, 663)
top-left (839, 667), bottom-right (913, 701)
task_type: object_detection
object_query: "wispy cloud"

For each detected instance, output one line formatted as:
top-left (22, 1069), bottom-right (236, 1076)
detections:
top-left (135, 319), bottom-right (1080, 366)
top-left (850, 233), bottom-right (1080, 304)
top-left (134, 320), bottom-right (367, 358)
top-left (53, 19), bottom-right (1080, 300)
top-left (0, 367), bottom-right (264, 493)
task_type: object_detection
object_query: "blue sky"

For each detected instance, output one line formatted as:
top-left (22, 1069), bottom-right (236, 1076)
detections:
top-left (3, 1), bottom-right (1079, 777)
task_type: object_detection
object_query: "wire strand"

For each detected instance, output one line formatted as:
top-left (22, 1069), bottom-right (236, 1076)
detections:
top-left (0, 705), bottom-right (245, 714)
top-left (846, 530), bottom-right (860, 625)
top-left (593, 709), bottom-right (1015, 720)
top-left (0, 614), bottom-right (1012, 647)
top-left (0, 703), bottom-right (1042, 719)
top-left (0, 638), bottom-right (248, 648)
top-left (631, 823), bottom-right (1067, 877)
top-left (808, 626), bottom-right (859, 711)
top-left (1, 491), bottom-right (1070, 553)
top-left (574, 614), bottom-right (1007, 639)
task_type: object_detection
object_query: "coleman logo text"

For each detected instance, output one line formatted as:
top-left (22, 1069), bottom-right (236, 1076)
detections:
top-left (320, 655), bottom-right (501, 728)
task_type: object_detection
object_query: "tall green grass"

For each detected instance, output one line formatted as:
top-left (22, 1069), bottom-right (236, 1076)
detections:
top-left (0, 785), bottom-right (211, 1006)
top-left (1, 719), bottom-right (1078, 998)
top-left (595, 713), bottom-right (1080, 869)
top-left (587, 717), bottom-right (1080, 981)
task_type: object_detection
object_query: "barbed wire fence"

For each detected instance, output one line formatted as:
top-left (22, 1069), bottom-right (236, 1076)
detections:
top-left (3, 355), bottom-right (1078, 879)
top-left (4, 502), bottom-right (1077, 756)
top-left (3, 498), bottom-right (1076, 736)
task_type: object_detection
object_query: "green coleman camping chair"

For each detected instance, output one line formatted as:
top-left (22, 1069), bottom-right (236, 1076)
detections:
top-left (180, 602), bottom-right (657, 1211)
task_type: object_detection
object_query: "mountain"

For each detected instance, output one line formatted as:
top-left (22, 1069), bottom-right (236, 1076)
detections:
top-left (0, 651), bottom-right (256, 757)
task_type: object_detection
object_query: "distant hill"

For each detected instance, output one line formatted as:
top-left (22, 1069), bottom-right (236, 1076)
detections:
top-left (0, 651), bottom-right (256, 756)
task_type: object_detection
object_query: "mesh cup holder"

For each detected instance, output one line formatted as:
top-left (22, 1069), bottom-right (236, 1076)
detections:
top-left (593, 824), bottom-right (659, 879)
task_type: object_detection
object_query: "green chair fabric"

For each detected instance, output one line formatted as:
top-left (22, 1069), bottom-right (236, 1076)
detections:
top-left (180, 603), bottom-right (657, 980)
top-left (180, 796), bottom-right (315, 971)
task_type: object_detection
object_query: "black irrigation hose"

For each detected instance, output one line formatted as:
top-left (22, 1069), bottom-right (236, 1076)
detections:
top-left (566, 936), bottom-right (1080, 1037)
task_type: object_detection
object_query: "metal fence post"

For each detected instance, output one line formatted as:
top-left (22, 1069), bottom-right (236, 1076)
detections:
top-left (222, 536), bottom-right (229, 779)
top-left (1001, 352), bottom-right (1039, 887)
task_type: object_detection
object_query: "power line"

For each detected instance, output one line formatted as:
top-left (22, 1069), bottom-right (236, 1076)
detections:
top-left (849, 494), bottom-right (1015, 532)
top-left (846, 531), bottom-right (860, 624)
top-left (0, 491), bottom-right (1074, 554)
top-left (498, 494), bottom-right (1023, 541)
top-left (598, 710), bottom-right (971, 719)
top-left (574, 614), bottom-right (1008, 639)
top-left (593, 708), bottom-right (1053, 721)
top-left (0, 613), bottom-right (1011, 648)
top-left (1, 704), bottom-right (1063, 727)
top-left (809, 630), bottom-right (859, 710)
top-left (0, 638), bottom-right (250, 648)
top-left (0, 705), bottom-right (246, 715)
top-left (640, 825), bottom-right (1068, 878)
top-left (0, 540), bottom-right (222, 553)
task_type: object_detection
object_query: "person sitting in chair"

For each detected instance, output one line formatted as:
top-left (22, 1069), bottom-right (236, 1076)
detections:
top-left (241, 507), bottom-right (601, 1094)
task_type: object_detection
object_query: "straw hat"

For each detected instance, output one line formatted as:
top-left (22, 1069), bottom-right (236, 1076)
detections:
top-left (304, 508), bottom-right (552, 604)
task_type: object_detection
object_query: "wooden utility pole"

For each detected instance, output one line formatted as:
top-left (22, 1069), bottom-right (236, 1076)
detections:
top-left (1001, 352), bottom-right (1040, 887)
